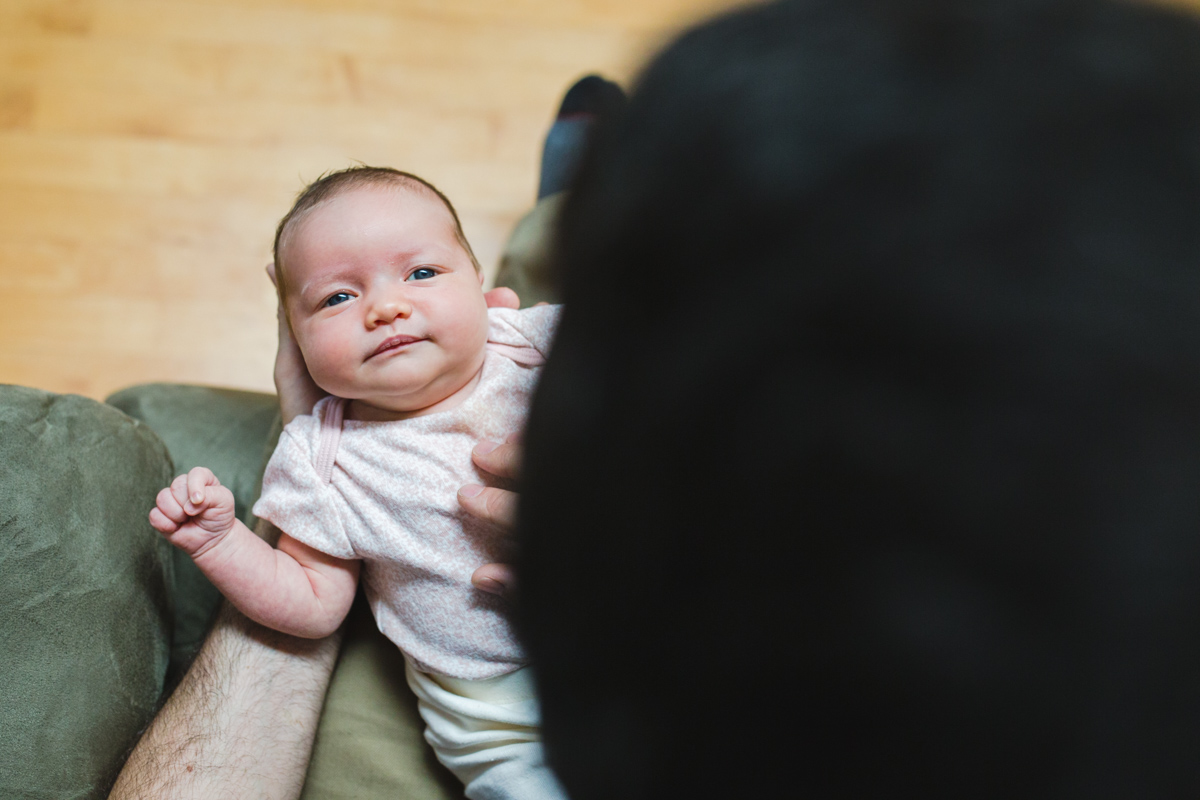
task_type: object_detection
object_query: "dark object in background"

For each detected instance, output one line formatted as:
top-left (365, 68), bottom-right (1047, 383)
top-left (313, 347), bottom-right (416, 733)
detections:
top-left (519, 0), bottom-right (1200, 796)
top-left (538, 74), bottom-right (627, 200)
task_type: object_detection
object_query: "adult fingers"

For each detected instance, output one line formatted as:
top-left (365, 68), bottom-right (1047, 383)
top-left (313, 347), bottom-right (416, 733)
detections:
top-left (471, 563), bottom-right (516, 597)
top-left (273, 302), bottom-right (325, 425)
top-left (484, 286), bottom-right (520, 310)
top-left (470, 436), bottom-right (522, 481)
top-left (457, 484), bottom-right (518, 530)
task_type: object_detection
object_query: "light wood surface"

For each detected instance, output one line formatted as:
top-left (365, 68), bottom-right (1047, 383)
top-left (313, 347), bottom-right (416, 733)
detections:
top-left (0, 0), bottom-right (747, 399)
top-left (8, 0), bottom-right (1196, 400)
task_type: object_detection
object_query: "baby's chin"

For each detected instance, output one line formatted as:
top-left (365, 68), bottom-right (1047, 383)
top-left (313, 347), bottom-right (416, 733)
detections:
top-left (348, 368), bottom-right (485, 422)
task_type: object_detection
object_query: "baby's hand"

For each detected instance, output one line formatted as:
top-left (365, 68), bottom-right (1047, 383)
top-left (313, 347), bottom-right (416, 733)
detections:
top-left (149, 467), bottom-right (238, 558)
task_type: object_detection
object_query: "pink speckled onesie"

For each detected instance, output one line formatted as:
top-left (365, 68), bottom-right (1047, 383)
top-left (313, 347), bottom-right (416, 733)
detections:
top-left (253, 304), bottom-right (567, 800)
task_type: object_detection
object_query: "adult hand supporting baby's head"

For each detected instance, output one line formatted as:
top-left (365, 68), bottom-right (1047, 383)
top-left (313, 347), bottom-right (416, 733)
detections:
top-left (482, 286), bottom-right (519, 310)
top-left (267, 262), bottom-right (327, 425)
top-left (459, 433), bottom-right (522, 597)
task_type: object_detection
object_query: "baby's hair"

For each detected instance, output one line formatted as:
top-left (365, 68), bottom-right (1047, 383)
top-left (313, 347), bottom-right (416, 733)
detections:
top-left (272, 165), bottom-right (481, 298)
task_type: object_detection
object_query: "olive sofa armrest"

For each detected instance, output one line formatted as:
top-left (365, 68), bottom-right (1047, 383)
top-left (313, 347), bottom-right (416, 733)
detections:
top-left (0, 385), bottom-right (175, 798)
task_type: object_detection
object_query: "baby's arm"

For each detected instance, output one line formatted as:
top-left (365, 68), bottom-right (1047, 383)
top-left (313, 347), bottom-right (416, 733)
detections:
top-left (149, 467), bottom-right (359, 639)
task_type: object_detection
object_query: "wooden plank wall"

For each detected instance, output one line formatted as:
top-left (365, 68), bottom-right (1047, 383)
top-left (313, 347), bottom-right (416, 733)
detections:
top-left (0, 0), bottom-right (747, 400)
top-left (4, 0), bottom-right (1196, 401)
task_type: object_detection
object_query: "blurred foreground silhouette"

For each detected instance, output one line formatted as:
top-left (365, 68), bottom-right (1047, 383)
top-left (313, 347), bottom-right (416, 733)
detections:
top-left (519, 0), bottom-right (1200, 796)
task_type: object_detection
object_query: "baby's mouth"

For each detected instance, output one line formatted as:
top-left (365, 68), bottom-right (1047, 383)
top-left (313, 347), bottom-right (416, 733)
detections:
top-left (370, 335), bottom-right (424, 358)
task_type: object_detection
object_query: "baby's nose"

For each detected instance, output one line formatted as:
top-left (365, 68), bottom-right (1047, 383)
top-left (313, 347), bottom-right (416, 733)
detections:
top-left (367, 296), bottom-right (412, 326)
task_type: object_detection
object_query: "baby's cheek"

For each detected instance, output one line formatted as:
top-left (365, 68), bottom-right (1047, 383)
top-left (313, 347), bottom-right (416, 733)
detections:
top-left (307, 362), bottom-right (340, 395)
top-left (454, 309), bottom-right (490, 363)
top-left (436, 295), bottom-right (486, 343)
top-left (302, 343), bottom-right (352, 395)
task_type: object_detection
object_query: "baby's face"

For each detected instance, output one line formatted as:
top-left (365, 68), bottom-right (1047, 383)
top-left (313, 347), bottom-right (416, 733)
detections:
top-left (280, 184), bottom-right (488, 416)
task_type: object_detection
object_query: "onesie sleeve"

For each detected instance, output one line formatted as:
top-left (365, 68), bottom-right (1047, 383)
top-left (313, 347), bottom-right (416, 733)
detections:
top-left (251, 400), bottom-right (357, 560)
top-left (486, 304), bottom-right (561, 359)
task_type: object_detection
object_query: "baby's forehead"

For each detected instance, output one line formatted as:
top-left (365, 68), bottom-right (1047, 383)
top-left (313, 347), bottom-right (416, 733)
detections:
top-left (330, 181), bottom-right (451, 219)
top-left (289, 182), bottom-right (458, 248)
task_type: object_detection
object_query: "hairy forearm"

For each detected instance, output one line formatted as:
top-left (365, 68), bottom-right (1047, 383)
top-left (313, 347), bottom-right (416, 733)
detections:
top-left (194, 519), bottom-right (350, 638)
top-left (110, 524), bottom-right (341, 800)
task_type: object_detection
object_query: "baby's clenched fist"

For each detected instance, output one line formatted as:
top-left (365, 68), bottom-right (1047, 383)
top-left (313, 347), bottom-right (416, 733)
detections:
top-left (149, 466), bottom-right (237, 557)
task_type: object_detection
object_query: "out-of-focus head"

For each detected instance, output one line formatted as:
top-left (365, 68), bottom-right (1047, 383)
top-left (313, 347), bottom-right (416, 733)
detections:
top-left (276, 168), bottom-right (488, 414)
top-left (518, 0), bottom-right (1200, 795)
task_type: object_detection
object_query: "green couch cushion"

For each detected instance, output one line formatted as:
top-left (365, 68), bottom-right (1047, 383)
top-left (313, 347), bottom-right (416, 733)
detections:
top-left (107, 383), bottom-right (282, 679)
top-left (106, 383), bottom-right (281, 527)
top-left (0, 385), bottom-right (174, 799)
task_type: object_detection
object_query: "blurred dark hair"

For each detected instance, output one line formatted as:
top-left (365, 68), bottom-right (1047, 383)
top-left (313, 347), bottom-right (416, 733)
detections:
top-left (517, 0), bottom-right (1200, 796)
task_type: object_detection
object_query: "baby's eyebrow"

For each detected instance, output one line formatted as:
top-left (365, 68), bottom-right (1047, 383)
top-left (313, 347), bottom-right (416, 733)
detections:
top-left (391, 243), bottom-right (451, 263)
top-left (299, 269), bottom-right (360, 297)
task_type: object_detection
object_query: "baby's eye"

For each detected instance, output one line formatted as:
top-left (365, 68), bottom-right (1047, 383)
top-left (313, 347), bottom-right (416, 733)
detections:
top-left (408, 267), bottom-right (437, 281)
top-left (323, 292), bottom-right (353, 308)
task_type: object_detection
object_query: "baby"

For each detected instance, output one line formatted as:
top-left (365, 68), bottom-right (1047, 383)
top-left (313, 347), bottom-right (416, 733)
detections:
top-left (150, 166), bottom-right (564, 800)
